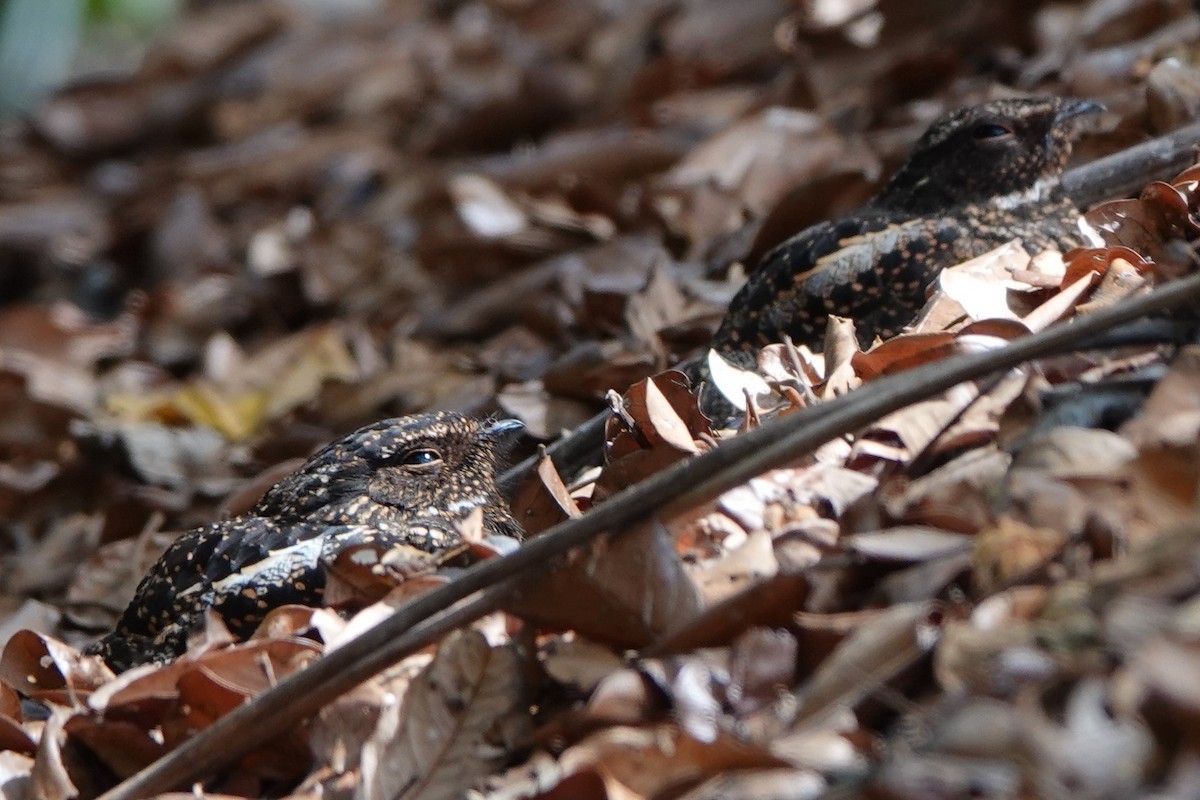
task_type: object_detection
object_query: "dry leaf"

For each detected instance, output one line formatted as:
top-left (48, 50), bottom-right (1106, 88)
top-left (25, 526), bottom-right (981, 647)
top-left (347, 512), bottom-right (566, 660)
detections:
top-left (507, 520), bottom-right (703, 648)
top-left (359, 630), bottom-right (530, 800)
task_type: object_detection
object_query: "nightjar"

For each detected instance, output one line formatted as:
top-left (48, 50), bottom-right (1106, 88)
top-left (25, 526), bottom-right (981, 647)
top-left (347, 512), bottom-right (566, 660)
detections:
top-left (712, 96), bottom-right (1104, 354)
top-left (88, 412), bottom-right (522, 672)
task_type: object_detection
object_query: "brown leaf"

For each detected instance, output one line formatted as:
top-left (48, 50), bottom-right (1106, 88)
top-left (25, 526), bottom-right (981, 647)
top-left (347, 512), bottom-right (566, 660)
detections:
top-left (0, 630), bottom-right (111, 698)
top-left (934, 240), bottom-right (1031, 322)
top-left (972, 517), bottom-right (1070, 593)
top-left (323, 543), bottom-right (446, 609)
top-left (854, 389), bottom-right (980, 466)
top-left (597, 372), bottom-right (711, 497)
top-left (879, 447), bottom-right (1010, 533)
top-left (1074, 256), bottom-right (1148, 313)
top-left (510, 453), bottom-right (582, 537)
top-left (541, 637), bottom-right (624, 695)
top-left (625, 264), bottom-right (693, 346)
top-left (88, 657), bottom-right (194, 721)
top-left (170, 640), bottom-right (320, 778)
top-left (0, 349), bottom-right (99, 415)
top-left (308, 672), bottom-right (394, 783)
top-left (1060, 245), bottom-right (1152, 288)
top-left (851, 333), bottom-right (960, 382)
top-left (650, 572), bottom-right (810, 655)
top-left (31, 708), bottom-right (79, 799)
top-left (0, 683), bottom-right (18, 721)
top-left (0, 703), bottom-right (35, 756)
top-left (497, 379), bottom-right (596, 441)
top-left (1010, 426), bottom-right (1137, 479)
top-left (605, 371), bottom-right (710, 459)
top-left (64, 716), bottom-right (167, 780)
top-left (818, 316), bottom-right (862, 397)
top-left (689, 530), bottom-right (779, 606)
top-left (1084, 181), bottom-right (1200, 266)
top-left (178, 639), bottom-right (318, 701)
top-left (249, 605), bottom-right (326, 643)
top-left (63, 520), bottom-right (174, 631)
top-left (659, 108), bottom-right (874, 225)
top-left (1020, 269), bottom-right (1100, 332)
top-left (791, 602), bottom-right (944, 731)
top-left (717, 464), bottom-right (874, 534)
top-left (576, 667), bottom-right (662, 731)
top-left (1121, 345), bottom-right (1200, 450)
top-left (559, 724), bottom-right (787, 798)
top-left (507, 520), bottom-right (703, 648)
top-left (360, 630), bottom-right (530, 800)
top-left (726, 627), bottom-right (799, 716)
top-left (643, 376), bottom-right (701, 454)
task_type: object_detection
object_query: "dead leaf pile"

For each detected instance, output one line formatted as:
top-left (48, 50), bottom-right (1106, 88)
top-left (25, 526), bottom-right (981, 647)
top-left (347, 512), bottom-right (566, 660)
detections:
top-left (3, 0), bottom-right (1200, 797)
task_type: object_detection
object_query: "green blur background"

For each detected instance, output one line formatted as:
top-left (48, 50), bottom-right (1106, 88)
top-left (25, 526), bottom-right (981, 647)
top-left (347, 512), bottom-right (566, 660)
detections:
top-left (0, 0), bottom-right (180, 116)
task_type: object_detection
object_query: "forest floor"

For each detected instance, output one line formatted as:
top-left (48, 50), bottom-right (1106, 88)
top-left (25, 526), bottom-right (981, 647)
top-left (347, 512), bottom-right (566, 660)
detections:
top-left (2, 0), bottom-right (1200, 797)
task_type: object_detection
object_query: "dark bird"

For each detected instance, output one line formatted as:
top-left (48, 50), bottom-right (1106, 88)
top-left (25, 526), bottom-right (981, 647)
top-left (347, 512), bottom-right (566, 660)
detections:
top-left (87, 412), bottom-right (522, 672)
top-left (712, 97), bottom-right (1104, 354)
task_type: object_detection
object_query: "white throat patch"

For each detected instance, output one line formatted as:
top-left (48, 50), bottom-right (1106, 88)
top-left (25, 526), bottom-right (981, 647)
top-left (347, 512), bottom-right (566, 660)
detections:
top-left (989, 177), bottom-right (1058, 211)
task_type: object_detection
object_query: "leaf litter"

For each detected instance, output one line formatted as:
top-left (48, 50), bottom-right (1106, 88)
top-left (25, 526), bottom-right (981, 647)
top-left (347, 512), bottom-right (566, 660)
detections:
top-left (2, 0), bottom-right (1200, 797)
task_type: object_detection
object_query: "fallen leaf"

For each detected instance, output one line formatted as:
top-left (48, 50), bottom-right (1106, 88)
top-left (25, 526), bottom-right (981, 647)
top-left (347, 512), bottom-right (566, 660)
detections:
top-left (972, 516), bottom-right (1069, 592)
top-left (507, 520), bottom-right (703, 648)
top-left (559, 724), bottom-right (787, 799)
top-left (791, 602), bottom-right (944, 731)
top-left (359, 630), bottom-right (530, 800)
top-left (843, 527), bottom-right (974, 563)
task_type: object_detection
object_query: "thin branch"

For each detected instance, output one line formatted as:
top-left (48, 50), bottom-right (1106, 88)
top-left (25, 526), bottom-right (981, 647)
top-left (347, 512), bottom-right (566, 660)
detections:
top-left (1063, 119), bottom-right (1200, 207)
top-left (99, 271), bottom-right (1200, 800)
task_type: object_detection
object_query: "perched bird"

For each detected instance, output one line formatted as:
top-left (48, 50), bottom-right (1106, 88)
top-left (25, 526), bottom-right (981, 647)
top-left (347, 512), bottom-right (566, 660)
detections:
top-left (88, 412), bottom-right (522, 671)
top-left (712, 97), bottom-right (1104, 354)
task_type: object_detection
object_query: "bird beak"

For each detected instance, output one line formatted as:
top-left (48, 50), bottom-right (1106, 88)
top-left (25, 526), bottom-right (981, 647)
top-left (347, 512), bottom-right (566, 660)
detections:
top-left (483, 418), bottom-right (524, 439)
top-left (1055, 99), bottom-right (1105, 124)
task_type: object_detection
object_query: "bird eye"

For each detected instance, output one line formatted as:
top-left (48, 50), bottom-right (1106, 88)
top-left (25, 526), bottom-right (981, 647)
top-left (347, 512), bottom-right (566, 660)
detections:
top-left (400, 448), bottom-right (443, 468)
top-left (972, 122), bottom-right (1013, 140)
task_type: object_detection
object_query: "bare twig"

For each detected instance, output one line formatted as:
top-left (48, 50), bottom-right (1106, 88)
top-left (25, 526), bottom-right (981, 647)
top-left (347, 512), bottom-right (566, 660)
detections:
top-left (1063, 118), bottom-right (1200, 207)
top-left (99, 271), bottom-right (1200, 800)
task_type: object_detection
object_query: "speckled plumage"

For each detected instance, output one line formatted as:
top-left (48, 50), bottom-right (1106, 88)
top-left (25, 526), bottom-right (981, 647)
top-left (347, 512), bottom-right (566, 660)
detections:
top-left (712, 97), bottom-right (1103, 352)
top-left (87, 413), bottom-right (521, 672)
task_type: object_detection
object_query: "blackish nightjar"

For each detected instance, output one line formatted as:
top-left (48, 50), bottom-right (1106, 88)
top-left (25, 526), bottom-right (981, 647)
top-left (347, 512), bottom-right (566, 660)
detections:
top-left (87, 412), bottom-right (522, 672)
top-left (712, 97), bottom-right (1104, 354)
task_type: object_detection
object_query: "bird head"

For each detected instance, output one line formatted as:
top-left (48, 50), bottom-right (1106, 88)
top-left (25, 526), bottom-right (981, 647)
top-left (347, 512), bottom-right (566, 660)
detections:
top-left (873, 97), bottom-right (1104, 214)
top-left (251, 412), bottom-right (522, 537)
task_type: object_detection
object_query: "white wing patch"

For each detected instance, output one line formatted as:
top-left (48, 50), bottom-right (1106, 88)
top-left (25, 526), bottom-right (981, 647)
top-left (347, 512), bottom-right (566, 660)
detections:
top-left (191, 537), bottom-right (327, 598)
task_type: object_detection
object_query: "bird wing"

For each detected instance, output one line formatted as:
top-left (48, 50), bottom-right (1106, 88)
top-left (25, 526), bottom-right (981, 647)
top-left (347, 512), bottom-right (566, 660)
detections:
top-left (714, 212), bottom-right (966, 350)
top-left (199, 521), bottom-right (441, 637)
top-left (109, 517), bottom-right (326, 640)
top-left (109, 522), bottom-right (231, 638)
top-left (206, 516), bottom-right (325, 578)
